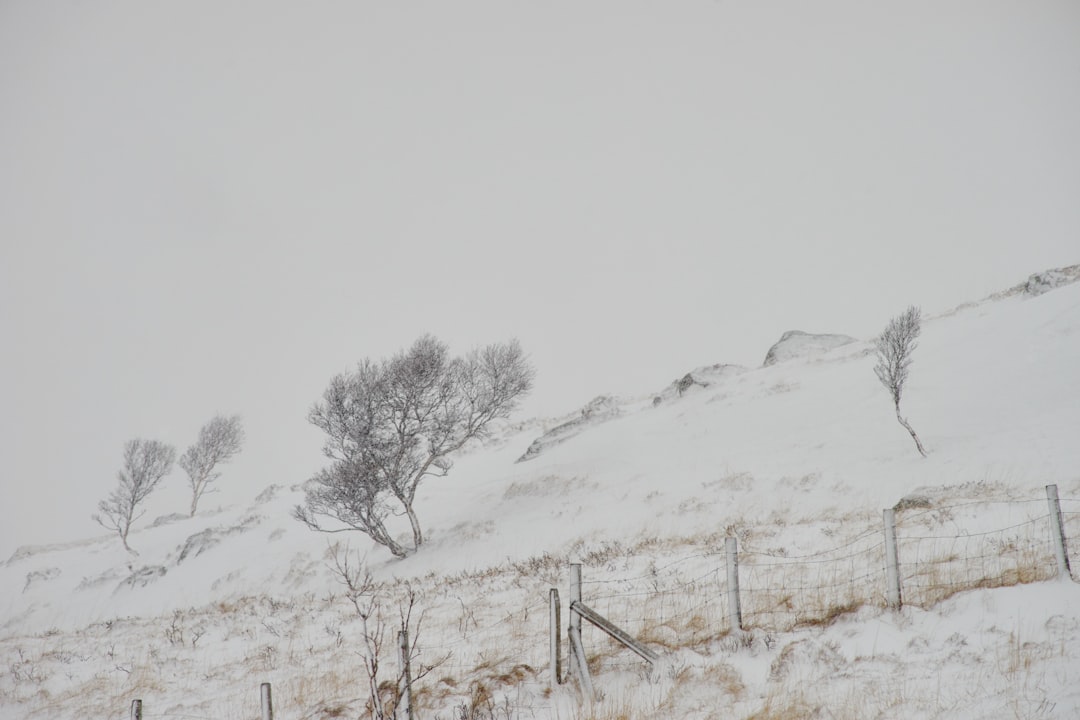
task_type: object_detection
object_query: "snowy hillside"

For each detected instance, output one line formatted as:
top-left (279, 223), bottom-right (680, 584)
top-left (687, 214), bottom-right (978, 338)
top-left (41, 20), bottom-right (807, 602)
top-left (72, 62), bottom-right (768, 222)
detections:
top-left (2, 268), bottom-right (1080, 720)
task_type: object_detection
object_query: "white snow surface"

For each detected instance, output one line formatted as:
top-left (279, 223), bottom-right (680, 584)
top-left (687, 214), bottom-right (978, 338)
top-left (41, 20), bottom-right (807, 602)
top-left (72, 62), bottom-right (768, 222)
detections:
top-left (2, 271), bottom-right (1080, 719)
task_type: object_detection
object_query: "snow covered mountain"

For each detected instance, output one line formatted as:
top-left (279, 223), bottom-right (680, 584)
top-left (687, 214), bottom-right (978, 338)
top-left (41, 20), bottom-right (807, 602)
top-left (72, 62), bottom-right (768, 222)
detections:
top-left (2, 266), bottom-right (1079, 720)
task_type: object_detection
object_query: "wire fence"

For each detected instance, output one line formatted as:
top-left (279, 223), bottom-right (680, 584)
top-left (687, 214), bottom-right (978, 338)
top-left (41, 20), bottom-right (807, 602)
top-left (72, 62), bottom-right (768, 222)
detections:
top-left (412, 593), bottom-right (550, 685)
top-left (564, 485), bottom-right (1077, 677)
top-left (571, 556), bottom-right (724, 675)
top-left (739, 529), bottom-right (887, 630)
top-left (897, 514), bottom-right (1057, 606)
top-left (323, 488), bottom-right (1075, 712)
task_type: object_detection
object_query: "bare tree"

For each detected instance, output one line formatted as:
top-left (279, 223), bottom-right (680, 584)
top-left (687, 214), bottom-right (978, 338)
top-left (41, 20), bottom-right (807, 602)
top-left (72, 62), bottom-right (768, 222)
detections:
top-left (179, 414), bottom-right (245, 516)
top-left (296, 335), bottom-right (534, 557)
top-left (328, 545), bottom-right (448, 719)
top-left (93, 439), bottom-right (176, 553)
top-left (874, 306), bottom-right (927, 457)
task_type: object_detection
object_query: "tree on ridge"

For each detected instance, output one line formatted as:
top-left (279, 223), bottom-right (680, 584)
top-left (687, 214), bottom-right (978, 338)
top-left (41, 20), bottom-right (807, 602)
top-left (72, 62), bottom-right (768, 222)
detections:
top-left (874, 305), bottom-right (927, 458)
top-left (93, 438), bottom-right (176, 554)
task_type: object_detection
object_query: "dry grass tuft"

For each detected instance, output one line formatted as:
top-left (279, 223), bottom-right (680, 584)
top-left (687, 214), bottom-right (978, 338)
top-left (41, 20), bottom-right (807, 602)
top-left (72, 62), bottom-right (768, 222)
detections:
top-left (742, 697), bottom-right (823, 719)
top-left (791, 599), bottom-right (865, 629)
top-left (494, 663), bottom-right (535, 686)
top-left (702, 662), bottom-right (745, 697)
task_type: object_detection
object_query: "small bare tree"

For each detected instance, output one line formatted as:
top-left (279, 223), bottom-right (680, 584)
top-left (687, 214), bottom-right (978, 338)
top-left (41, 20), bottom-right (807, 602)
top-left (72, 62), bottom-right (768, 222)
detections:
top-left (297, 335), bottom-right (534, 557)
top-left (329, 545), bottom-right (448, 720)
top-left (874, 306), bottom-right (927, 457)
top-left (93, 439), bottom-right (176, 553)
top-left (179, 414), bottom-right (245, 516)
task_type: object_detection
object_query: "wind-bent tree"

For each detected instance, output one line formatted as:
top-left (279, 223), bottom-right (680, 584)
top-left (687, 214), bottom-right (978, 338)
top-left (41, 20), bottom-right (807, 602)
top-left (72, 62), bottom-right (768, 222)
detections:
top-left (179, 414), bottom-right (245, 516)
top-left (874, 305), bottom-right (927, 457)
top-left (295, 335), bottom-right (534, 558)
top-left (93, 439), bottom-right (176, 554)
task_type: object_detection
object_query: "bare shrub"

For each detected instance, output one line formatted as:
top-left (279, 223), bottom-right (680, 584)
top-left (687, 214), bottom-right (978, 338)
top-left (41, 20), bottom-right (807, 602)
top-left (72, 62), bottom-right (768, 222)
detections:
top-left (329, 545), bottom-right (449, 719)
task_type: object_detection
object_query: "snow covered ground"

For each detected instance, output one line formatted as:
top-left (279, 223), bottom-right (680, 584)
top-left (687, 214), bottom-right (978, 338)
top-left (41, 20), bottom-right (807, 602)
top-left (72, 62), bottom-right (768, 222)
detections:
top-left (2, 268), bottom-right (1079, 719)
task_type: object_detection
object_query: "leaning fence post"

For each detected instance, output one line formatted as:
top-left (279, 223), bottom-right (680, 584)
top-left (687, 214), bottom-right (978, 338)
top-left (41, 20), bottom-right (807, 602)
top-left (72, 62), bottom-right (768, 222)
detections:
top-left (884, 508), bottom-right (902, 609)
top-left (130, 699), bottom-right (142, 720)
top-left (1047, 484), bottom-right (1072, 579)
top-left (399, 629), bottom-right (414, 720)
top-left (568, 619), bottom-right (596, 701)
top-left (567, 563), bottom-right (596, 699)
top-left (260, 682), bottom-right (274, 720)
top-left (550, 588), bottom-right (562, 689)
top-left (569, 563), bottom-right (582, 675)
top-left (725, 537), bottom-right (743, 632)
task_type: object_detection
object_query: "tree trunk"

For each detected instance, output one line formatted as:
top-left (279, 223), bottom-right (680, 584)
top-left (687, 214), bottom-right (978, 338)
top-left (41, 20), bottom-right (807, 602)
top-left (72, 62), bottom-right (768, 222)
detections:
top-left (895, 404), bottom-right (927, 458)
top-left (403, 504), bottom-right (424, 550)
top-left (190, 474), bottom-right (207, 516)
top-left (361, 617), bottom-right (386, 720)
top-left (370, 520), bottom-right (409, 559)
top-left (384, 535), bottom-right (409, 559)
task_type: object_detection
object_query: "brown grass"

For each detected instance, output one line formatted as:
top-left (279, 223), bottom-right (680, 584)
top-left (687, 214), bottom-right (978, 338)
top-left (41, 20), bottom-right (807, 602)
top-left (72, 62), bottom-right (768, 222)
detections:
top-left (741, 697), bottom-right (822, 719)
top-left (790, 599), bottom-right (866, 629)
top-left (702, 662), bottom-right (745, 697)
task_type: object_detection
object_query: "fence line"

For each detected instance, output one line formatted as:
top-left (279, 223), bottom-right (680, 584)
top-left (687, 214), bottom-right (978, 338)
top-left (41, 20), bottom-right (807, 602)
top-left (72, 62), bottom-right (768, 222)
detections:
top-left (403, 593), bottom-right (550, 686)
top-left (557, 483), bottom-right (1076, 685)
top-left (899, 516), bottom-right (1057, 606)
top-left (120, 486), bottom-right (1077, 715)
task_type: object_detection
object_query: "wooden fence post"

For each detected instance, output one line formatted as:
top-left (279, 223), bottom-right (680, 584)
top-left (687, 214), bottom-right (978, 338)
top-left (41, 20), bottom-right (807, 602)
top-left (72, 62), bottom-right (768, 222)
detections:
top-left (1047, 484), bottom-right (1072, 579)
top-left (884, 508), bottom-right (902, 609)
top-left (130, 699), bottom-right (142, 720)
top-left (568, 622), bottom-right (595, 701)
top-left (550, 588), bottom-right (562, 689)
top-left (569, 562), bottom-right (582, 678)
top-left (399, 629), bottom-right (414, 720)
top-left (260, 682), bottom-right (273, 720)
top-left (567, 563), bottom-right (596, 700)
top-left (725, 537), bottom-right (743, 632)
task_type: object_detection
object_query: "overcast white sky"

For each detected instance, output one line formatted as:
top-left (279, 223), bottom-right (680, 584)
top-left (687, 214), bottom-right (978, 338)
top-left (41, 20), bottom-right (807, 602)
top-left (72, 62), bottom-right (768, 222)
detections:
top-left (1, 1), bottom-right (1077, 560)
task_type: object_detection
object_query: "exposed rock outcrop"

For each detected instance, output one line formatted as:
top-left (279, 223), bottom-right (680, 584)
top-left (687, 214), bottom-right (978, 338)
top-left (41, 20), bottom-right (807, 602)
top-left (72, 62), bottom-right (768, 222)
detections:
top-left (117, 565), bottom-right (167, 591)
top-left (763, 331), bottom-right (856, 367)
top-left (23, 567), bottom-right (60, 593)
top-left (1023, 265), bottom-right (1080, 297)
top-left (516, 396), bottom-right (622, 462)
top-left (651, 363), bottom-right (746, 406)
top-left (176, 514), bottom-right (263, 563)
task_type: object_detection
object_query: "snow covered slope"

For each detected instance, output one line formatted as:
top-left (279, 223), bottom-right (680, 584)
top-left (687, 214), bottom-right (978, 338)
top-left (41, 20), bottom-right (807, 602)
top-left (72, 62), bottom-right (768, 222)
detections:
top-left (2, 268), bottom-right (1079, 719)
